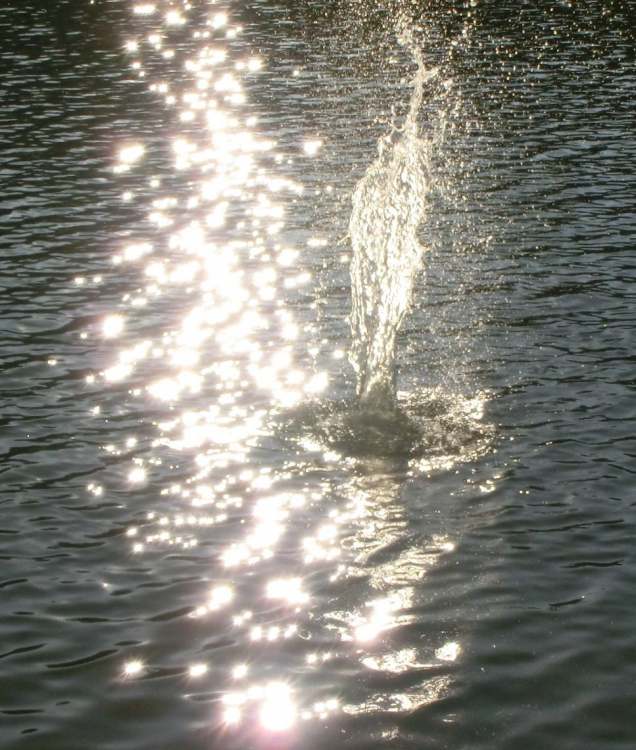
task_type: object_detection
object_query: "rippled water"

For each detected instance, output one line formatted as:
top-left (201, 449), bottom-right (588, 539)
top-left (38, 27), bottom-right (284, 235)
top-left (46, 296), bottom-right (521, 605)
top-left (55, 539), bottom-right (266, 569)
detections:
top-left (2, 1), bottom-right (636, 749)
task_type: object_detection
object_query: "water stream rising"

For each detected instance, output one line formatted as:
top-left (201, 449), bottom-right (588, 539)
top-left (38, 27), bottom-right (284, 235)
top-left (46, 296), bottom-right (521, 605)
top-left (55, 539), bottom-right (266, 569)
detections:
top-left (349, 31), bottom-right (437, 411)
top-left (286, 29), bottom-right (490, 461)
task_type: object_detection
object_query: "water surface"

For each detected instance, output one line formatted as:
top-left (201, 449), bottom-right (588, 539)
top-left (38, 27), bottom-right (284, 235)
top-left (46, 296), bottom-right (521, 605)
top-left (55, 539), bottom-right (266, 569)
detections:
top-left (2, 1), bottom-right (636, 749)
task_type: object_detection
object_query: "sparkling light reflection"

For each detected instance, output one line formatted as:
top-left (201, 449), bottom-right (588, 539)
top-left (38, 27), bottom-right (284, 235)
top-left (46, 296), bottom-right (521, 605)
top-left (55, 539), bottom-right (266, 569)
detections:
top-left (259, 682), bottom-right (297, 732)
top-left (102, 314), bottom-right (124, 338)
top-left (189, 663), bottom-right (208, 678)
top-left (436, 641), bottom-right (461, 662)
top-left (123, 659), bottom-right (144, 677)
top-left (107, 0), bottom-right (482, 740)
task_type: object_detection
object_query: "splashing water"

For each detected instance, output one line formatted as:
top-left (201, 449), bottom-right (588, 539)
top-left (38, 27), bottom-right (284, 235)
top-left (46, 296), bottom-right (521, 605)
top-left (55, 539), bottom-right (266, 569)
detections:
top-left (279, 26), bottom-right (493, 462)
top-left (349, 30), bottom-right (437, 411)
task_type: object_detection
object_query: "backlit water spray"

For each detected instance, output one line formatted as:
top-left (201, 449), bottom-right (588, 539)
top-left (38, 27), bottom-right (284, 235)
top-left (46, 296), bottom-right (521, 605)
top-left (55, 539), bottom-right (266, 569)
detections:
top-left (291, 20), bottom-right (493, 461)
top-left (349, 26), bottom-right (437, 412)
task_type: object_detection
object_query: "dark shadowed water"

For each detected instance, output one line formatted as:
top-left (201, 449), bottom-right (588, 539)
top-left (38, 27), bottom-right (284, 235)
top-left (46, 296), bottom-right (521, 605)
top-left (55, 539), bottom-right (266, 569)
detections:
top-left (2, 1), bottom-right (636, 749)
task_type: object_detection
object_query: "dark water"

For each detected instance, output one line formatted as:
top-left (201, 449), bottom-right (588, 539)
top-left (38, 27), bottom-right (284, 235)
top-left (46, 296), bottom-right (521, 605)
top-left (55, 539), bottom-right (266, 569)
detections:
top-left (2, 1), bottom-right (636, 748)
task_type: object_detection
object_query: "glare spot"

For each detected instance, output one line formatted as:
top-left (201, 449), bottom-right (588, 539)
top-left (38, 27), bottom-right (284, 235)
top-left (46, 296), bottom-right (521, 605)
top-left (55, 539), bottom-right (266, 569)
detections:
top-left (305, 371), bottom-right (328, 394)
top-left (435, 641), bottom-right (461, 662)
top-left (123, 242), bottom-right (153, 262)
top-left (123, 659), bottom-right (144, 677)
top-left (249, 625), bottom-right (263, 642)
top-left (266, 577), bottom-right (309, 606)
top-left (189, 663), bottom-right (208, 678)
top-left (118, 143), bottom-right (145, 165)
top-left (165, 10), bottom-right (185, 25)
top-left (353, 596), bottom-right (402, 643)
top-left (209, 584), bottom-right (234, 609)
top-left (133, 4), bottom-right (156, 16)
top-left (232, 663), bottom-right (248, 680)
top-left (102, 315), bottom-right (125, 338)
top-left (259, 683), bottom-right (296, 732)
top-left (303, 139), bottom-right (323, 157)
top-left (128, 467), bottom-right (146, 483)
top-left (211, 12), bottom-right (228, 29)
top-left (223, 706), bottom-right (241, 725)
top-left (277, 248), bottom-right (298, 266)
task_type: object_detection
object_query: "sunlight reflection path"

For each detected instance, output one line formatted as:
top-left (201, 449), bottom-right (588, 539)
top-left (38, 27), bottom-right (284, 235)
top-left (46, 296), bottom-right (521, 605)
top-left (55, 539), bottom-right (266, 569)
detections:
top-left (96, 1), bottom-right (486, 743)
top-left (109, 0), bottom-right (339, 736)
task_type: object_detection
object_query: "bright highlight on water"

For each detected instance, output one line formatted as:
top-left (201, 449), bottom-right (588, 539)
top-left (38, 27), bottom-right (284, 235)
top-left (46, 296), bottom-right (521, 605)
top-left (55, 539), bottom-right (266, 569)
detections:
top-left (3, 0), bottom-right (634, 747)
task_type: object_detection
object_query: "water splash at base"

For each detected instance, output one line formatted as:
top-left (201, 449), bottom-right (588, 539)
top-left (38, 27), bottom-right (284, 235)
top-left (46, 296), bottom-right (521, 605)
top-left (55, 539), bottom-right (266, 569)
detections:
top-left (276, 388), bottom-right (493, 465)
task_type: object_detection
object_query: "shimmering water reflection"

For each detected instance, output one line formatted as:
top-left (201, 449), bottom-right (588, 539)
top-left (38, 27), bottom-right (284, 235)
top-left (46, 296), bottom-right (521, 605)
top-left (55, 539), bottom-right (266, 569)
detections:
top-left (3, 0), bottom-right (636, 746)
top-left (90, 1), bottom-right (496, 742)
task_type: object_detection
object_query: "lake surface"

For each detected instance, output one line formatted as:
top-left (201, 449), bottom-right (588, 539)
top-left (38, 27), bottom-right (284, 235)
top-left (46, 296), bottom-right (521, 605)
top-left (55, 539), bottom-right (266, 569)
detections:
top-left (2, 1), bottom-right (636, 748)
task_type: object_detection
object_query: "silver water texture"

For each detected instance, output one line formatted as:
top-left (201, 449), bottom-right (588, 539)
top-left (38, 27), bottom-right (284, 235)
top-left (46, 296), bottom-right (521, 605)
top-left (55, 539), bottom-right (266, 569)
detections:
top-left (3, 2), bottom-right (636, 749)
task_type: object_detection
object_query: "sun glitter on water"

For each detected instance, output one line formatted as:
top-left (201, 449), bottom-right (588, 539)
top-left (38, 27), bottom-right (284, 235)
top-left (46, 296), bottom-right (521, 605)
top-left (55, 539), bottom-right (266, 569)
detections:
top-left (92, 0), bottom-right (492, 741)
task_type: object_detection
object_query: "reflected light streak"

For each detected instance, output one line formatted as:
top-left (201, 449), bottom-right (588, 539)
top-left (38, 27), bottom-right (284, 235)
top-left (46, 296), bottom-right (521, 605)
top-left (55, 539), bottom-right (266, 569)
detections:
top-left (223, 706), bottom-right (241, 725)
top-left (189, 663), bottom-right (208, 678)
top-left (123, 659), bottom-right (144, 677)
top-left (100, 2), bottom-right (489, 738)
top-left (353, 594), bottom-right (404, 644)
top-left (265, 577), bottom-right (309, 607)
top-left (165, 10), bottom-right (185, 25)
top-left (117, 143), bottom-right (145, 166)
top-left (303, 139), bottom-right (323, 157)
top-left (232, 663), bottom-right (248, 680)
top-left (209, 584), bottom-right (234, 609)
top-left (362, 648), bottom-right (424, 674)
top-left (435, 641), bottom-right (461, 662)
top-left (133, 3), bottom-right (156, 15)
top-left (211, 12), bottom-right (228, 29)
top-left (102, 314), bottom-right (124, 338)
top-left (128, 466), bottom-right (146, 483)
top-left (259, 683), bottom-right (297, 732)
top-left (108, 3), bottom-right (351, 737)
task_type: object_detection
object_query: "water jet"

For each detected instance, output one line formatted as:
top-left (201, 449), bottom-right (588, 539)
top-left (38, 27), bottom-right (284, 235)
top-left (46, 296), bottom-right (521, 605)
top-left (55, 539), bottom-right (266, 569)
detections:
top-left (349, 31), bottom-right (436, 418)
